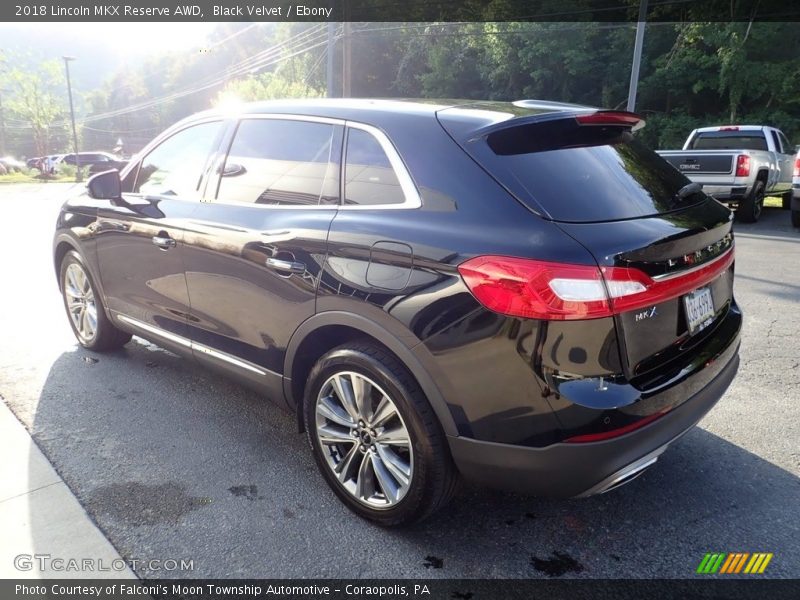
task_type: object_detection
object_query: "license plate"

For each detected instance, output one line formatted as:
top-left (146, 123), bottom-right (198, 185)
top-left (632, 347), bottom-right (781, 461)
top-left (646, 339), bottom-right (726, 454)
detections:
top-left (683, 287), bottom-right (715, 335)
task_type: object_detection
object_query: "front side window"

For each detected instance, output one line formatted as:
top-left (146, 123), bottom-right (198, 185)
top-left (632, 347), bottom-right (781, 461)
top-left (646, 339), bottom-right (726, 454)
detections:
top-left (135, 121), bottom-right (222, 198)
top-left (216, 119), bottom-right (341, 206)
top-left (344, 128), bottom-right (405, 206)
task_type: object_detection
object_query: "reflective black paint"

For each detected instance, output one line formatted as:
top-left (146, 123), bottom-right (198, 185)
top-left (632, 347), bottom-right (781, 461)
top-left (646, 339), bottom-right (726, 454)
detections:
top-left (54, 100), bottom-right (741, 497)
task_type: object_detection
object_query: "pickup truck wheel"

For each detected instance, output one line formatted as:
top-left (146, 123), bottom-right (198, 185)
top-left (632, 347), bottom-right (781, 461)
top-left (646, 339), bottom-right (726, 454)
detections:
top-left (738, 180), bottom-right (765, 223)
top-left (782, 192), bottom-right (792, 210)
top-left (792, 210), bottom-right (800, 228)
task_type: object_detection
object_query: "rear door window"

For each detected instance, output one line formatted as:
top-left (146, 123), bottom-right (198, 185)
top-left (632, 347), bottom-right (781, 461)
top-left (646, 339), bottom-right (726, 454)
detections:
top-left (216, 118), bottom-right (341, 206)
top-left (778, 131), bottom-right (792, 155)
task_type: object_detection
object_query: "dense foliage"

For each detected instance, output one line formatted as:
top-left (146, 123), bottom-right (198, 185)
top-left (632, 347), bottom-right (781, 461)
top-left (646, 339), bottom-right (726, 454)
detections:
top-left (1, 21), bottom-right (798, 158)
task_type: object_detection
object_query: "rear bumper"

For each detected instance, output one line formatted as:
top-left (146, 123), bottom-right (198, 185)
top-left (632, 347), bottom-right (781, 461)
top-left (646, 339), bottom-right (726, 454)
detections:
top-left (447, 343), bottom-right (739, 498)
top-left (700, 184), bottom-right (749, 202)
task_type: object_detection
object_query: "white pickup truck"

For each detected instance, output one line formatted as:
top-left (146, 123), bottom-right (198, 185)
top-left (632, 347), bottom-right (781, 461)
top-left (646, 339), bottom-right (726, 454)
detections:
top-left (658, 125), bottom-right (794, 222)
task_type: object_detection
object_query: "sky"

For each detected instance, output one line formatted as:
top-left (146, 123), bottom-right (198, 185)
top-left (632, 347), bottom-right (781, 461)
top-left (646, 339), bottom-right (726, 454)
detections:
top-left (0, 22), bottom-right (257, 90)
top-left (3, 22), bottom-right (218, 55)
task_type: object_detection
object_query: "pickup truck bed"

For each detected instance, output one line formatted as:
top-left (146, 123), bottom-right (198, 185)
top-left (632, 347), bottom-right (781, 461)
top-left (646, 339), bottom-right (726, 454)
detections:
top-left (657, 125), bottom-right (794, 223)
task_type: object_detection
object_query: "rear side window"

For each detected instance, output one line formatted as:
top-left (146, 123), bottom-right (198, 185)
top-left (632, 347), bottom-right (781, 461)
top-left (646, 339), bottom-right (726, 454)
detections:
top-left (476, 120), bottom-right (703, 223)
top-left (216, 119), bottom-right (341, 206)
top-left (136, 121), bottom-right (222, 198)
top-left (690, 131), bottom-right (768, 151)
top-left (344, 128), bottom-right (405, 206)
top-left (778, 131), bottom-right (792, 154)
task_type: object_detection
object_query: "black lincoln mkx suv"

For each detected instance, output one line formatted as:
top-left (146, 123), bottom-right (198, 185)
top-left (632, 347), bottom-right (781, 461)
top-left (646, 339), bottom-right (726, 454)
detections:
top-left (54, 99), bottom-right (741, 525)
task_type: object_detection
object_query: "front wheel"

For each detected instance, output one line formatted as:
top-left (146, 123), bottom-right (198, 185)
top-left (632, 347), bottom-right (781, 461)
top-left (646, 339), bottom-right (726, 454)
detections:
top-left (304, 342), bottom-right (459, 526)
top-left (60, 251), bottom-right (131, 351)
top-left (737, 180), bottom-right (765, 223)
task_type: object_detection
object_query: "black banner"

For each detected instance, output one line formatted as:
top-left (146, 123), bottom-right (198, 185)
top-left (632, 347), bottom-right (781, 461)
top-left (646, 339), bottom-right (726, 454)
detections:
top-left (3, 579), bottom-right (800, 600)
top-left (2, 0), bottom-right (800, 23)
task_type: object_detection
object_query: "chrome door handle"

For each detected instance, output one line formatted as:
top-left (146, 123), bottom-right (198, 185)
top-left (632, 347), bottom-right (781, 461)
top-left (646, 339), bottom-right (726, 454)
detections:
top-left (265, 257), bottom-right (306, 274)
top-left (152, 235), bottom-right (176, 249)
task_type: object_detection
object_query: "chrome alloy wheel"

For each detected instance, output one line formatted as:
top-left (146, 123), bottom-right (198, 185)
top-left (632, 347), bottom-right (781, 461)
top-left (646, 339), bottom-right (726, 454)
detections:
top-left (315, 371), bottom-right (413, 508)
top-left (64, 262), bottom-right (98, 343)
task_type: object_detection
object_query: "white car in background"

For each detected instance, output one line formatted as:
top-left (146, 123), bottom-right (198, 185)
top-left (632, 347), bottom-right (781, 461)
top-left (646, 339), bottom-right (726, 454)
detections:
top-left (792, 149), bottom-right (800, 227)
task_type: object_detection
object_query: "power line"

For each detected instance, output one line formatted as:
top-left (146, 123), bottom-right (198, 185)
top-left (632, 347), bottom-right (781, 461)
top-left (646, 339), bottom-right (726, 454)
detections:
top-left (35, 26), bottom-right (332, 129)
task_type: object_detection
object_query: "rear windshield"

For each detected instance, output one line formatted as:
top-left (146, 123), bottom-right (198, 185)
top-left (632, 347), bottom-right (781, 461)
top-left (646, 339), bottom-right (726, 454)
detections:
top-left (478, 121), bottom-right (704, 223)
top-left (690, 131), bottom-right (768, 151)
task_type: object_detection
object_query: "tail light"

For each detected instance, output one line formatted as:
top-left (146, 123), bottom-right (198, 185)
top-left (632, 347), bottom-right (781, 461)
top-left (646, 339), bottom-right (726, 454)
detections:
top-left (735, 155), bottom-right (750, 177)
top-left (457, 249), bottom-right (734, 321)
top-left (793, 158), bottom-right (800, 178)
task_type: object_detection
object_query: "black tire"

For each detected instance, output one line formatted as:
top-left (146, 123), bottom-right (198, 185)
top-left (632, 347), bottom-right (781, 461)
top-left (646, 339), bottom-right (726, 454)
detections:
top-left (782, 192), bottom-right (792, 210)
top-left (792, 209), bottom-right (800, 228)
top-left (60, 250), bottom-right (131, 351)
top-left (737, 179), bottom-right (765, 223)
top-left (303, 341), bottom-right (459, 526)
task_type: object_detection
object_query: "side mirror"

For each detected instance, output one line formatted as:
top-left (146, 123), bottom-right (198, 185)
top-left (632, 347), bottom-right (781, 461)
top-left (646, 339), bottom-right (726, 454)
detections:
top-left (87, 169), bottom-right (122, 200)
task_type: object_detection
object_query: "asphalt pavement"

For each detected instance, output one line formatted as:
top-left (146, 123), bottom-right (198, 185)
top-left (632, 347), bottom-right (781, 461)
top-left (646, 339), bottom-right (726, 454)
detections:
top-left (0, 183), bottom-right (798, 579)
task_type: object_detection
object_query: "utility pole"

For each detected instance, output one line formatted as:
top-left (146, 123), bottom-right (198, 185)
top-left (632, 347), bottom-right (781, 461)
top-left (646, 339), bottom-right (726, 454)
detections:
top-left (62, 55), bottom-right (81, 181)
top-left (341, 1), bottom-right (351, 97)
top-left (626, 0), bottom-right (648, 113)
top-left (342, 22), bottom-right (351, 97)
top-left (326, 21), bottom-right (335, 98)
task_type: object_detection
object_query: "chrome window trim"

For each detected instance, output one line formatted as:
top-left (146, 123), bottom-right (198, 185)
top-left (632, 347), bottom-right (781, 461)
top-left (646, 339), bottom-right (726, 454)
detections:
top-left (208, 113), bottom-right (422, 211)
top-left (116, 314), bottom-right (272, 377)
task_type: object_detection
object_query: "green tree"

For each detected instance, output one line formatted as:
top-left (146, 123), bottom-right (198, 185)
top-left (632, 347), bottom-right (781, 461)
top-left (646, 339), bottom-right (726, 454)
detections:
top-left (2, 60), bottom-right (67, 156)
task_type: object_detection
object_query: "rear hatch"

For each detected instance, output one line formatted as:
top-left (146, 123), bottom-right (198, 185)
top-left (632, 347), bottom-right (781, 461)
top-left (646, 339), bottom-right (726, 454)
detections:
top-left (438, 105), bottom-right (736, 385)
top-left (660, 151), bottom-right (734, 175)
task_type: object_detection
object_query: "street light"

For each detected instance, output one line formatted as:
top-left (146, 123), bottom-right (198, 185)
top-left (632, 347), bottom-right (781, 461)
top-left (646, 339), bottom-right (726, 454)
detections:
top-left (62, 55), bottom-right (81, 182)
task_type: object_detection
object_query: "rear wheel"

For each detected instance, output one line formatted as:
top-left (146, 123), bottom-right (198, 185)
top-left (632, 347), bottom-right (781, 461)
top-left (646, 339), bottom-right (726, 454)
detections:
top-left (304, 341), bottom-right (459, 526)
top-left (792, 209), bottom-right (800, 228)
top-left (60, 251), bottom-right (131, 351)
top-left (782, 192), bottom-right (792, 210)
top-left (738, 180), bottom-right (765, 223)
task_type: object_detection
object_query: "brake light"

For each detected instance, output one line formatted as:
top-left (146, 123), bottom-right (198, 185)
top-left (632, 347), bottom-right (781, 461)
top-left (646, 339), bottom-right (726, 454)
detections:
top-left (575, 111), bottom-right (644, 131)
top-left (735, 155), bottom-right (750, 177)
top-left (457, 249), bottom-right (734, 321)
top-left (794, 158), bottom-right (800, 178)
top-left (719, 126), bottom-right (740, 131)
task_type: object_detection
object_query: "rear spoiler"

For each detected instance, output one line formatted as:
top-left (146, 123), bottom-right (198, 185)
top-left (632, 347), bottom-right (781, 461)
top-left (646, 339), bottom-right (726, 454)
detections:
top-left (465, 110), bottom-right (646, 144)
top-left (459, 110), bottom-right (645, 157)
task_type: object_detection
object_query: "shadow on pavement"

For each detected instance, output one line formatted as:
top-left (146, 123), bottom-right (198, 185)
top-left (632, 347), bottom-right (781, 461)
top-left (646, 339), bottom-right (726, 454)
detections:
top-left (733, 206), bottom-right (799, 239)
top-left (27, 343), bottom-right (800, 579)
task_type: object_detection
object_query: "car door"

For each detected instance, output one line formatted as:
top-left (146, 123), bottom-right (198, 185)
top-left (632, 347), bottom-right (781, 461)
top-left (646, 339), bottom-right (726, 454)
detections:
top-left (181, 115), bottom-right (342, 402)
top-left (95, 119), bottom-right (226, 348)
